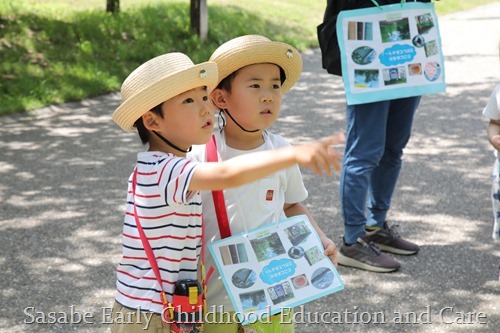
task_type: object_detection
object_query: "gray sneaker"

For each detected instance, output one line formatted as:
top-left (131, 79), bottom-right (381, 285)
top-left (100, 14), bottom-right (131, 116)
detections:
top-left (338, 238), bottom-right (400, 273)
top-left (364, 222), bottom-right (420, 255)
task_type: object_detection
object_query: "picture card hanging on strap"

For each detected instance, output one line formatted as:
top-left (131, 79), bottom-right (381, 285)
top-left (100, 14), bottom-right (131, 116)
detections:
top-left (208, 215), bottom-right (345, 325)
top-left (337, 2), bottom-right (446, 105)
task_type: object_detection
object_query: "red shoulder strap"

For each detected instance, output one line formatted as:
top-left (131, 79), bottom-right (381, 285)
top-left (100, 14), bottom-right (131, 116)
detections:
top-left (131, 168), bottom-right (173, 321)
top-left (205, 135), bottom-right (232, 239)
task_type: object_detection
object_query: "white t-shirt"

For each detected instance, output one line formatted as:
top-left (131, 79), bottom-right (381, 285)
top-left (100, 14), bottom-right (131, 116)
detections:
top-left (115, 151), bottom-right (202, 314)
top-left (483, 84), bottom-right (500, 120)
top-left (189, 131), bottom-right (308, 311)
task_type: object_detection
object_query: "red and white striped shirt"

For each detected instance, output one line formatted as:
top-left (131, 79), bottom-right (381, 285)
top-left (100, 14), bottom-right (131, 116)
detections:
top-left (115, 151), bottom-right (201, 314)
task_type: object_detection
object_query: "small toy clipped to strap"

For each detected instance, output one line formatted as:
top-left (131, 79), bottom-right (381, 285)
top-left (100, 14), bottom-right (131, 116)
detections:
top-left (131, 168), bottom-right (206, 332)
top-left (170, 280), bottom-right (204, 332)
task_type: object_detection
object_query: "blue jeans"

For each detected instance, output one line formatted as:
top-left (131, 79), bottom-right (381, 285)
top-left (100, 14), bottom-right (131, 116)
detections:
top-left (340, 97), bottom-right (421, 244)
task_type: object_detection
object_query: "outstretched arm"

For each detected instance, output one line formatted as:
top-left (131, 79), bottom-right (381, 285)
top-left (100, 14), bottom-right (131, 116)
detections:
top-left (188, 133), bottom-right (344, 191)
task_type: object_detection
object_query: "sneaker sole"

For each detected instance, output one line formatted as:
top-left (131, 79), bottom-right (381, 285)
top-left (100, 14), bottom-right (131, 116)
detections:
top-left (375, 243), bottom-right (419, 255)
top-left (337, 252), bottom-right (400, 273)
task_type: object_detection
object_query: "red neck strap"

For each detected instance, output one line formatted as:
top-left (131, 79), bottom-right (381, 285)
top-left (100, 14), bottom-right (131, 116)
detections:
top-left (205, 135), bottom-right (232, 239)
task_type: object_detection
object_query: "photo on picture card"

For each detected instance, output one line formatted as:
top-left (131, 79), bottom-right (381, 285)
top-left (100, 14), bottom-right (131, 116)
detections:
top-left (250, 232), bottom-right (286, 262)
top-left (379, 17), bottom-right (411, 43)
top-left (267, 281), bottom-right (295, 305)
top-left (347, 21), bottom-right (374, 40)
top-left (219, 243), bottom-right (249, 265)
top-left (415, 13), bottom-right (434, 34)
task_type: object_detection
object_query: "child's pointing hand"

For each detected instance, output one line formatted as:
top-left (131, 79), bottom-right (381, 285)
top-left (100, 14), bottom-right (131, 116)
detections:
top-left (293, 133), bottom-right (345, 176)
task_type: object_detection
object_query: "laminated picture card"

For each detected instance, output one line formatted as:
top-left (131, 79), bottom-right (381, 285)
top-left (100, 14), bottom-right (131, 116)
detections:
top-left (337, 2), bottom-right (446, 105)
top-left (208, 215), bottom-right (345, 325)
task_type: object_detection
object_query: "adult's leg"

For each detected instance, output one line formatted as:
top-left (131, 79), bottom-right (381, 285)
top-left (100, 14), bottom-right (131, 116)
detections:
top-left (366, 96), bottom-right (421, 228)
top-left (340, 100), bottom-right (390, 244)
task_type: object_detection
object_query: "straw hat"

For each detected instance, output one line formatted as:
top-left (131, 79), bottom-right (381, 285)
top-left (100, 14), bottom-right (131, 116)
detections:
top-left (209, 35), bottom-right (302, 93)
top-left (112, 52), bottom-right (218, 131)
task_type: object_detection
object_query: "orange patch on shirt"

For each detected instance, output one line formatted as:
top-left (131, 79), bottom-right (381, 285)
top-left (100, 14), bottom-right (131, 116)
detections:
top-left (266, 190), bottom-right (274, 201)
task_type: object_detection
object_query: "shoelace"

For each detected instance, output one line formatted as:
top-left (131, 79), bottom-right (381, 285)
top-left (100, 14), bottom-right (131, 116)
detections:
top-left (385, 224), bottom-right (401, 240)
top-left (358, 238), bottom-right (381, 256)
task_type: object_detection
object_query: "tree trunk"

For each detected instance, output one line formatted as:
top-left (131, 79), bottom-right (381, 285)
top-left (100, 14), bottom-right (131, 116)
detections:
top-left (190, 0), bottom-right (208, 42)
top-left (106, 0), bottom-right (120, 14)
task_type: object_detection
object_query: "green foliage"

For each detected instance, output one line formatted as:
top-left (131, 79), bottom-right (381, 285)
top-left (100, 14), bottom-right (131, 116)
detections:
top-left (0, 1), bottom-right (313, 115)
top-left (0, 0), bottom-right (497, 115)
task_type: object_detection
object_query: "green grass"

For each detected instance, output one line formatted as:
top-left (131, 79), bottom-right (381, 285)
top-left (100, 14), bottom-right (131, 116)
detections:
top-left (0, 0), bottom-right (497, 115)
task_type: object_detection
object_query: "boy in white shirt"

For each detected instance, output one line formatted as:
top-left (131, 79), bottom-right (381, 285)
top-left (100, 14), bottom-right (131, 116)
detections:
top-left (190, 35), bottom-right (342, 333)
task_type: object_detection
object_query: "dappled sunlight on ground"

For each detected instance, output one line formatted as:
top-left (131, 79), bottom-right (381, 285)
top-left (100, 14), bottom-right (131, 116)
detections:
top-left (1, 5), bottom-right (499, 333)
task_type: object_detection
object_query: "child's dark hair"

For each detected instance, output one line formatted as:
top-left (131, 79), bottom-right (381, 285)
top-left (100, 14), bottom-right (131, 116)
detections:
top-left (134, 103), bottom-right (164, 145)
top-left (217, 65), bottom-right (286, 92)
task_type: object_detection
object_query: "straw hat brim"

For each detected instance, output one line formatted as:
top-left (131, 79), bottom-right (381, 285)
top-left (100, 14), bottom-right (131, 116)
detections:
top-left (112, 62), bottom-right (218, 132)
top-left (210, 36), bottom-right (303, 94)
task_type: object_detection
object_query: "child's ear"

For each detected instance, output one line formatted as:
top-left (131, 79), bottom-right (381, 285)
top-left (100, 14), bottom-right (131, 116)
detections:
top-left (211, 88), bottom-right (228, 109)
top-left (142, 110), bottom-right (160, 131)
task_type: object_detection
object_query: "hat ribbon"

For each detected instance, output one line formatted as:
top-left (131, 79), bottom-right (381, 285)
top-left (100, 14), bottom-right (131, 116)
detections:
top-left (221, 109), bottom-right (260, 133)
